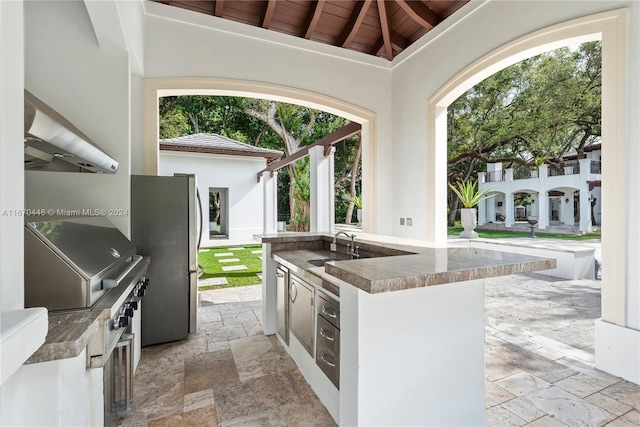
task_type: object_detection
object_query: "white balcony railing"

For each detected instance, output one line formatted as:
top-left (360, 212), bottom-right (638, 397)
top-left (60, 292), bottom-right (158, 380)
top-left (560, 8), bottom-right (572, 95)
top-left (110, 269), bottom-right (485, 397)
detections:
top-left (485, 170), bottom-right (505, 182)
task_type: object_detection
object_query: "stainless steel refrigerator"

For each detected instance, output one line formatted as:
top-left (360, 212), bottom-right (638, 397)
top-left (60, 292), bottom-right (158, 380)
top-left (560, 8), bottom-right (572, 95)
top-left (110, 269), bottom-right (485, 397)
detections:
top-left (131, 174), bottom-right (202, 346)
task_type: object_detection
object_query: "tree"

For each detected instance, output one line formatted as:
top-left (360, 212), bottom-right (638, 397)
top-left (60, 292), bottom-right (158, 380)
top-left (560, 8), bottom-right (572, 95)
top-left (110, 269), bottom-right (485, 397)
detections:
top-left (159, 96), bottom-right (282, 150)
top-left (447, 41), bottom-right (601, 225)
top-left (158, 95), bottom-right (362, 227)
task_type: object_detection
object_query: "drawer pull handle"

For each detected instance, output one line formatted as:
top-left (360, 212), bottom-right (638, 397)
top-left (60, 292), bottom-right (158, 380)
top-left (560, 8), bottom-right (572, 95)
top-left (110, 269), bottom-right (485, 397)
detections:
top-left (320, 352), bottom-right (336, 367)
top-left (321, 307), bottom-right (337, 319)
top-left (319, 328), bottom-right (334, 341)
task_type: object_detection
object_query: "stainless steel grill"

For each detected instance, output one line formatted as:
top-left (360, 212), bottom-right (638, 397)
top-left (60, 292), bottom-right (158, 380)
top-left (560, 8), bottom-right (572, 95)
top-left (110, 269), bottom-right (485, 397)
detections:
top-left (24, 215), bottom-right (149, 424)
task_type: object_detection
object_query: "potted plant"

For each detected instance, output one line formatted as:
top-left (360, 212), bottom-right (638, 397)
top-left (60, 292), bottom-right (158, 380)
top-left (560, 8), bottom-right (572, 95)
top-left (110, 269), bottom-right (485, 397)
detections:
top-left (448, 180), bottom-right (495, 238)
top-left (348, 194), bottom-right (363, 227)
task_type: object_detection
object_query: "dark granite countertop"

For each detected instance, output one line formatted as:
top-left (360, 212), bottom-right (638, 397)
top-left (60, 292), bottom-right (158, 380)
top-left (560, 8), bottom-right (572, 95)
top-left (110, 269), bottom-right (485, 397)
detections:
top-left (257, 232), bottom-right (556, 294)
top-left (26, 310), bottom-right (106, 364)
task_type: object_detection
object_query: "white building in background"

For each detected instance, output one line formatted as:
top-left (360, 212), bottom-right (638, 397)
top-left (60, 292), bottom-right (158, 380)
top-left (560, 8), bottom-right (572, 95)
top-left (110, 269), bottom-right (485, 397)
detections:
top-left (159, 133), bottom-right (282, 245)
top-left (477, 144), bottom-right (602, 233)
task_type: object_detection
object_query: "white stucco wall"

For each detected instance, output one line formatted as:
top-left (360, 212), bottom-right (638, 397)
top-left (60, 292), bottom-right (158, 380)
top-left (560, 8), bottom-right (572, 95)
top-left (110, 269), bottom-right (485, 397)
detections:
top-left (0, 349), bottom-right (103, 427)
top-left (2, 2), bottom-right (136, 420)
top-left (23, 0), bottom-right (132, 236)
top-left (159, 151), bottom-right (267, 245)
top-left (0, 0), bottom-right (25, 312)
top-left (391, 0), bottom-right (640, 381)
top-left (141, 1), bottom-right (394, 236)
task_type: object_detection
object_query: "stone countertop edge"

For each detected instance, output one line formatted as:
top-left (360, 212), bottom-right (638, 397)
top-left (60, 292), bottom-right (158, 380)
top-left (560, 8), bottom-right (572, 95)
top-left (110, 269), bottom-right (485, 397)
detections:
top-left (26, 310), bottom-right (106, 364)
top-left (325, 256), bottom-right (555, 294)
top-left (262, 233), bottom-right (556, 295)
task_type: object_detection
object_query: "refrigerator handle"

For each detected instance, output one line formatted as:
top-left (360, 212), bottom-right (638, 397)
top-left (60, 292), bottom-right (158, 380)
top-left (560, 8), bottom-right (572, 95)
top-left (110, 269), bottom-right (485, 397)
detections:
top-left (196, 188), bottom-right (203, 252)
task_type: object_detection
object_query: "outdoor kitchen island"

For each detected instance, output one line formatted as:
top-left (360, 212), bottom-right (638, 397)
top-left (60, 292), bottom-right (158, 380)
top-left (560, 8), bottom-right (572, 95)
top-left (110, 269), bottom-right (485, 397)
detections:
top-left (255, 232), bottom-right (556, 426)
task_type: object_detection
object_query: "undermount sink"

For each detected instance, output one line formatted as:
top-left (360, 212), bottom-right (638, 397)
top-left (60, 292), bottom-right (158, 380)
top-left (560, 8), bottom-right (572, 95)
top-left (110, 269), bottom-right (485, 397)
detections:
top-left (308, 255), bottom-right (372, 267)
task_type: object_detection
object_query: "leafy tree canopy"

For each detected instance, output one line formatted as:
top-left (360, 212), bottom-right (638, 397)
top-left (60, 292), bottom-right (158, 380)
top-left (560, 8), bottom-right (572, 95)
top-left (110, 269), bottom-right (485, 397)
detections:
top-left (446, 41), bottom-right (601, 225)
top-left (448, 41), bottom-right (601, 182)
top-left (158, 95), bottom-right (362, 225)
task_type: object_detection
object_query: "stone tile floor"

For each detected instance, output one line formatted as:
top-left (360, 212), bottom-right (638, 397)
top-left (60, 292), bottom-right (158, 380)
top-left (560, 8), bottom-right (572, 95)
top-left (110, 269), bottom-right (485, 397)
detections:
top-left (119, 273), bottom-right (640, 426)
top-left (484, 273), bottom-right (639, 426)
top-left (119, 285), bottom-right (335, 427)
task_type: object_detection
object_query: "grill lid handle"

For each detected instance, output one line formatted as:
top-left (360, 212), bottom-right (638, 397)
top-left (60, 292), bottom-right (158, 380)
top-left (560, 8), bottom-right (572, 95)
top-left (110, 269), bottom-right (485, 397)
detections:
top-left (102, 255), bottom-right (143, 290)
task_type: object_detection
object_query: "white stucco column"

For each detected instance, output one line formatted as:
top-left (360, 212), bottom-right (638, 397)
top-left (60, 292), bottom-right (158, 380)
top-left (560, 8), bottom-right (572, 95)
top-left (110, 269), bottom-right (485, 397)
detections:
top-left (477, 172), bottom-right (488, 225)
top-left (579, 189), bottom-right (591, 233)
top-left (579, 159), bottom-right (592, 232)
top-left (477, 199), bottom-right (486, 225)
top-left (309, 145), bottom-right (335, 232)
top-left (537, 192), bottom-right (548, 230)
top-left (505, 168), bottom-right (514, 181)
top-left (504, 193), bottom-right (514, 227)
top-left (262, 171), bottom-right (277, 233)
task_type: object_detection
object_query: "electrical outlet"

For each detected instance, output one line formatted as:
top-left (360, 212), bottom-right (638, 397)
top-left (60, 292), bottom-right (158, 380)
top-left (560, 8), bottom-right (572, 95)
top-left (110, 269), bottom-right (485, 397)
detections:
top-left (400, 218), bottom-right (405, 225)
top-left (406, 218), bottom-right (413, 226)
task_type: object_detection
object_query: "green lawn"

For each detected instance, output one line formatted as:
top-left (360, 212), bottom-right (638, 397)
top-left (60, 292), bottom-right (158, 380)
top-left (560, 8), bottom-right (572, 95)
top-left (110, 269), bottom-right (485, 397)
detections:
top-left (198, 244), bottom-right (263, 290)
top-left (447, 223), bottom-right (601, 241)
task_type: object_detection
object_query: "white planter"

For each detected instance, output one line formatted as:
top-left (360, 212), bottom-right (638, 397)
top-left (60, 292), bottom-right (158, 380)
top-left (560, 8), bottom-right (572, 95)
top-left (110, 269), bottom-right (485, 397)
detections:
top-left (356, 209), bottom-right (362, 227)
top-left (209, 221), bottom-right (217, 231)
top-left (460, 208), bottom-right (479, 238)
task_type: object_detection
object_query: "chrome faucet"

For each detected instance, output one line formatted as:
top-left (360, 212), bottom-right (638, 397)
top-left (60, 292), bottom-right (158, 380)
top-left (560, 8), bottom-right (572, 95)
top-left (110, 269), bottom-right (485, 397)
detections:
top-left (331, 231), bottom-right (360, 259)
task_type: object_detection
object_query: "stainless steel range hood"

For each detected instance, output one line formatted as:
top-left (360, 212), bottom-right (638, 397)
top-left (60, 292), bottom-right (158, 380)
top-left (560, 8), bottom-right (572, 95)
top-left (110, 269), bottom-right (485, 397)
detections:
top-left (24, 90), bottom-right (119, 173)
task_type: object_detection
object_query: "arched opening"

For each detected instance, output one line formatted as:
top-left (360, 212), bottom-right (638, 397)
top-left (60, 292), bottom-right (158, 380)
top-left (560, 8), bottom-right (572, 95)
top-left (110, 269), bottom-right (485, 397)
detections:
top-left (142, 78), bottom-right (378, 233)
top-left (428, 9), bottom-right (631, 380)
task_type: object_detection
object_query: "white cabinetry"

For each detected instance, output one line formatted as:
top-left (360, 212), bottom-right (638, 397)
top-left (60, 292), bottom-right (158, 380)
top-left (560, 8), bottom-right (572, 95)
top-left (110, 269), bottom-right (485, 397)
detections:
top-left (0, 349), bottom-right (104, 426)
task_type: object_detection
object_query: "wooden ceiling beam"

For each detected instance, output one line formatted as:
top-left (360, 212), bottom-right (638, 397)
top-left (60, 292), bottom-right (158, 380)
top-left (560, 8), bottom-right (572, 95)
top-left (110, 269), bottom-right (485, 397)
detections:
top-left (302, 0), bottom-right (326, 39)
top-left (336, 0), bottom-right (372, 48)
top-left (261, 0), bottom-right (276, 28)
top-left (214, 0), bottom-right (224, 17)
top-left (390, 29), bottom-right (408, 51)
top-left (396, 0), bottom-right (442, 29)
top-left (370, 36), bottom-right (385, 56)
top-left (376, 0), bottom-right (394, 60)
top-left (257, 122), bottom-right (361, 181)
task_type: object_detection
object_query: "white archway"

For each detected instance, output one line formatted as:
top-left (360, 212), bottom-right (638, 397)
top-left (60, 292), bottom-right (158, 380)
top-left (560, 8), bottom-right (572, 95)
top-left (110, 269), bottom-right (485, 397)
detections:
top-left (142, 78), bottom-right (378, 232)
top-left (427, 10), bottom-right (637, 382)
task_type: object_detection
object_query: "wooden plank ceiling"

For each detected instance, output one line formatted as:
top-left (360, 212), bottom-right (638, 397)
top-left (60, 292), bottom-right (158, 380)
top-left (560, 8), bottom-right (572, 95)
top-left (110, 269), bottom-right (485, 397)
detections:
top-left (152, 0), bottom-right (469, 60)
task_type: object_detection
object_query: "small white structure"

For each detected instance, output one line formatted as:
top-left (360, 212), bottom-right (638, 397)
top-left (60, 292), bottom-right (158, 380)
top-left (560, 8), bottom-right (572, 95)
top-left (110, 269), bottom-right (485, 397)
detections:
top-left (478, 145), bottom-right (602, 233)
top-left (159, 133), bottom-right (282, 246)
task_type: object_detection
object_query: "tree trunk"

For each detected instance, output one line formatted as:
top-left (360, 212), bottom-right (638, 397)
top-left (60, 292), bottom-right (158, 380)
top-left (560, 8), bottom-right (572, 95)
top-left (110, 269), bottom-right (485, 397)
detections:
top-left (213, 193), bottom-right (220, 222)
top-left (289, 200), bottom-right (310, 232)
top-left (188, 112), bottom-right (199, 134)
top-left (345, 136), bottom-right (362, 224)
top-left (448, 198), bottom-right (460, 227)
top-left (245, 101), bottom-right (317, 232)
